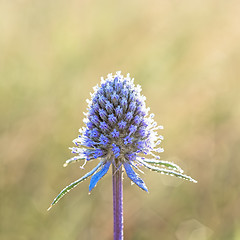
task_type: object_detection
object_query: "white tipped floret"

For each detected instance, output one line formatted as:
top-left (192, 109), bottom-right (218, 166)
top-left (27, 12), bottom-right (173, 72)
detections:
top-left (152, 122), bottom-right (157, 128)
top-left (83, 118), bottom-right (88, 124)
top-left (136, 84), bottom-right (142, 93)
top-left (146, 107), bottom-right (150, 114)
top-left (116, 71), bottom-right (122, 76)
top-left (156, 147), bottom-right (164, 153)
top-left (100, 76), bottom-right (105, 84)
top-left (150, 113), bottom-right (155, 118)
top-left (93, 85), bottom-right (99, 92)
top-left (155, 140), bottom-right (162, 146)
top-left (125, 73), bottom-right (132, 83)
top-left (72, 138), bottom-right (81, 145)
top-left (107, 73), bottom-right (113, 80)
top-left (158, 135), bottom-right (164, 140)
top-left (78, 127), bottom-right (86, 134)
top-left (152, 125), bottom-right (163, 131)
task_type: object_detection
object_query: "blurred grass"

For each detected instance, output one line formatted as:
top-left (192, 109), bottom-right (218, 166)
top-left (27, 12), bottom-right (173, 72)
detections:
top-left (1, 0), bottom-right (240, 239)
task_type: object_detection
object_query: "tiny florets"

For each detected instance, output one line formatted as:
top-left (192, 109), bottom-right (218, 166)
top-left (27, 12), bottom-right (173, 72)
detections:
top-left (74, 71), bottom-right (163, 167)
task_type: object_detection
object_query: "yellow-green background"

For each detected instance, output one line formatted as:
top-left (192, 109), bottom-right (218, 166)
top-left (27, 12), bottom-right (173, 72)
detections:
top-left (1, 1), bottom-right (239, 239)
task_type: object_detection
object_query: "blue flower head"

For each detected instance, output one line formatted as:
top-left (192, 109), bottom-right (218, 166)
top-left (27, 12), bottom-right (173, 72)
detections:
top-left (49, 71), bottom-right (196, 209)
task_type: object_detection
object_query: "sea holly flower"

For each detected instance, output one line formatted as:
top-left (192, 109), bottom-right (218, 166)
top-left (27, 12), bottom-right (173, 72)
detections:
top-left (49, 71), bottom-right (196, 209)
top-left (48, 71), bottom-right (197, 239)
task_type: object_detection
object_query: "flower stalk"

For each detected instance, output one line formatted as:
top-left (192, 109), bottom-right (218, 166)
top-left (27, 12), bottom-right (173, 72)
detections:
top-left (112, 163), bottom-right (123, 240)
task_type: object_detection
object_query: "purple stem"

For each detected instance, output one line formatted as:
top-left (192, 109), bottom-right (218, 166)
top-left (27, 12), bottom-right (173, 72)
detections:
top-left (112, 164), bottom-right (123, 240)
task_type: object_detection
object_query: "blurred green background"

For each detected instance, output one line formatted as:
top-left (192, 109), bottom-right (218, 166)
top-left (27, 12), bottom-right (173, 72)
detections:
top-left (1, 0), bottom-right (240, 239)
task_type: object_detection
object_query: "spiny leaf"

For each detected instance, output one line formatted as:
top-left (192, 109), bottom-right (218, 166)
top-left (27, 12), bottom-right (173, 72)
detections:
top-left (141, 158), bottom-right (184, 173)
top-left (63, 156), bottom-right (86, 167)
top-left (48, 162), bottom-right (102, 210)
top-left (138, 159), bottom-right (197, 183)
top-left (89, 161), bottom-right (111, 192)
top-left (124, 163), bottom-right (148, 192)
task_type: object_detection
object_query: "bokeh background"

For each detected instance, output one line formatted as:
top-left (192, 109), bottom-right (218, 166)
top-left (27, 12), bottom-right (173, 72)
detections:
top-left (1, 0), bottom-right (240, 239)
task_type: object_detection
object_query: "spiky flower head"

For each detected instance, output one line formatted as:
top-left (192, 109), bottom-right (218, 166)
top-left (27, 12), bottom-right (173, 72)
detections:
top-left (49, 71), bottom-right (196, 209)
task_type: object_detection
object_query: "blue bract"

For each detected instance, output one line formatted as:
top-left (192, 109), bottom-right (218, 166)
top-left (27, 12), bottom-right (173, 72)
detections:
top-left (48, 71), bottom-right (196, 210)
